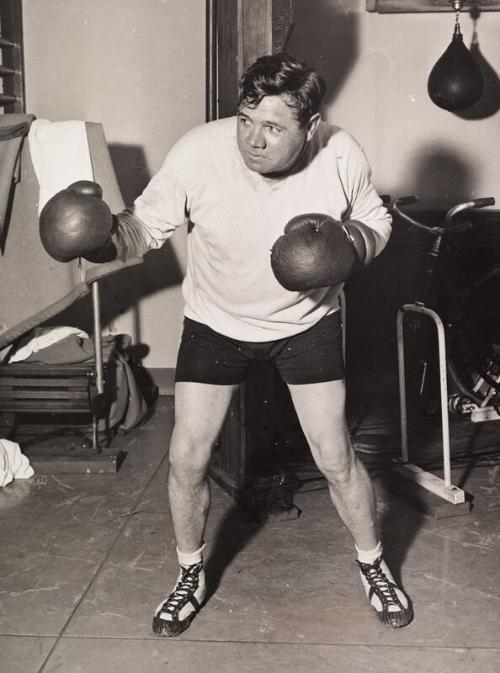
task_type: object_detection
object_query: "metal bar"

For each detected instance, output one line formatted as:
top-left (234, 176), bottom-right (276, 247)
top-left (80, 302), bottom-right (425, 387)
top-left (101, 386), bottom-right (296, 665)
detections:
top-left (92, 416), bottom-right (99, 452)
top-left (433, 307), bottom-right (452, 488)
top-left (396, 303), bottom-right (463, 501)
top-left (91, 281), bottom-right (104, 396)
top-left (396, 308), bottom-right (409, 462)
top-left (91, 281), bottom-right (104, 454)
top-left (339, 288), bottom-right (346, 363)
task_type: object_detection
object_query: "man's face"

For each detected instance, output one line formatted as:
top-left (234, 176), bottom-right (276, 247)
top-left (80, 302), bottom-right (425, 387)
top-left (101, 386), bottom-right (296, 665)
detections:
top-left (237, 95), bottom-right (319, 176)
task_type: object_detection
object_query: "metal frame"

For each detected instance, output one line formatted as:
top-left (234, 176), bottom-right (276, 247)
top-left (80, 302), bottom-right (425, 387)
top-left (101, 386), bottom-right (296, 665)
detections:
top-left (91, 280), bottom-right (105, 453)
top-left (396, 302), bottom-right (466, 505)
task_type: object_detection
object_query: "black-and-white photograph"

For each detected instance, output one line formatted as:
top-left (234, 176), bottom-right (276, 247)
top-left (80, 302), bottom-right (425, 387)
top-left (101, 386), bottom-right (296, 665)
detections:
top-left (0, 1), bottom-right (499, 671)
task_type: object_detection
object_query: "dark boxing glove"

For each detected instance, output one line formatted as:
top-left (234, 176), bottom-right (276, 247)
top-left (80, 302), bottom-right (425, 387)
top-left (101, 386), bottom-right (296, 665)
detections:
top-left (39, 180), bottom-right (117, 263)
top-left (271, 213), bottom-right (367, 291)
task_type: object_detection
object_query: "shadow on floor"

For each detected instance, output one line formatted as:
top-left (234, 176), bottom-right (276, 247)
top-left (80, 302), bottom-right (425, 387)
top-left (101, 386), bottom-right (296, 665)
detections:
top-left (204, 501), bottom-right (263, 602)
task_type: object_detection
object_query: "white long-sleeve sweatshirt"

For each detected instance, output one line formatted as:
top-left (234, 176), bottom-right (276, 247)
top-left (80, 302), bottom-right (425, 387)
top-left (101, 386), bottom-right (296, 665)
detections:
top-left (130, 117), bottom-right (391, 342)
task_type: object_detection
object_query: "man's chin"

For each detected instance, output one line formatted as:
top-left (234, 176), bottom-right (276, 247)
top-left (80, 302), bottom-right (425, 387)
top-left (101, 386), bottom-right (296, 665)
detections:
top-left (243, 157), bottom-right (288, 177)
top-left (242, 155), bottom-right (269, 173)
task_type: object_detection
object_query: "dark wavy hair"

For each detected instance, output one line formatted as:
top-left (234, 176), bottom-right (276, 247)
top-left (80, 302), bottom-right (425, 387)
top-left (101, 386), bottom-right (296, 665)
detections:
top-left (238, 53), bottom-right (326, 127)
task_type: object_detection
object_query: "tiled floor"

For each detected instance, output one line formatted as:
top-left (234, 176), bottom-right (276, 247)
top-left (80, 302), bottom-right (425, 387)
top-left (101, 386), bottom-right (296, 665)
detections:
top-left (1, 394), bottom-right (500, 673)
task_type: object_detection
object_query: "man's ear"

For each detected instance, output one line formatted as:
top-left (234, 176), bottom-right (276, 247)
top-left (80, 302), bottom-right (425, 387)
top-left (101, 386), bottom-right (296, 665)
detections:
top-left (305, 113), bottom-right (321, 141)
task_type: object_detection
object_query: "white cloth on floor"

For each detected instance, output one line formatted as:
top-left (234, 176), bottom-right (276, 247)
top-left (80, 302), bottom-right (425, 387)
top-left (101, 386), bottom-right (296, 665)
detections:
top-left (28, 119), bottom-right (94, 213)
top-left (8, 326), bottom-right (90, 363)
top-left (0, 438), bottom-right (35, 487)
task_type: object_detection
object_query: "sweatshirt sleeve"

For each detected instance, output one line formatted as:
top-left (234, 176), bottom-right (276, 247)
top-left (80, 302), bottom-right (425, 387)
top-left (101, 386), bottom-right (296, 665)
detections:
top-left (112, 130), bottom-right (198, 260)
top-left (337, 132), bottom-right (391, 258)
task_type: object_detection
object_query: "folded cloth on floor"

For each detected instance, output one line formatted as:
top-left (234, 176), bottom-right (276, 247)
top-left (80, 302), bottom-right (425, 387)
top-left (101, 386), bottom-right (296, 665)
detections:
top-left (0, 438), bottom-right (35, 487)
top-left (28, 119), bottom-right (94, 213)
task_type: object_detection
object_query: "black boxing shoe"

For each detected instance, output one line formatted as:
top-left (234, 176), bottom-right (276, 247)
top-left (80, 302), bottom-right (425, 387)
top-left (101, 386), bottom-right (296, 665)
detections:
top-left (357, 556), bottom-right (413, 628)
top-left (152, 561), bottom-right (206, 637)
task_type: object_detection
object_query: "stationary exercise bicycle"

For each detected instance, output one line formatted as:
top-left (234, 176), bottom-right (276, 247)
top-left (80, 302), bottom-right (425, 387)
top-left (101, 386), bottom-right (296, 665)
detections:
top-left (393, 195), bottom-right (499, 505)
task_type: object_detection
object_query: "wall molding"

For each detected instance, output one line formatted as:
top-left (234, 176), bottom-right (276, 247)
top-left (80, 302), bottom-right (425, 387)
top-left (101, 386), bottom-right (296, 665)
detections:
top-left (367, 1), bottom-right (500, 12)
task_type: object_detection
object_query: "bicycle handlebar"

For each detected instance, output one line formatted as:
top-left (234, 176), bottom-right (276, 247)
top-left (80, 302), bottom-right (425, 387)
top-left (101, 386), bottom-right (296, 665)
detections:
top-left (394, 196), bottom-right (418, 207)
top-left (393, 195), bottom-right (496, 235)
top-left (471, 197), bottom-right (496, 209)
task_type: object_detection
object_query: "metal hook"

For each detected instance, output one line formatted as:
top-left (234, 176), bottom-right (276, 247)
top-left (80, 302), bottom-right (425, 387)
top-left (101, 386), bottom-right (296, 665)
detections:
top-left (450, 0), bottom-right (463, 34)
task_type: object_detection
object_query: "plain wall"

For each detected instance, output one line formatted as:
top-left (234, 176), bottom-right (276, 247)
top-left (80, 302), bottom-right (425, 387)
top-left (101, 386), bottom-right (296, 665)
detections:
top-left (23, 0), bottom-right (205, 370)
top-left (290, 0), bottom-right (500, 206)
top-left (21, 0), bottom-right (500, 372)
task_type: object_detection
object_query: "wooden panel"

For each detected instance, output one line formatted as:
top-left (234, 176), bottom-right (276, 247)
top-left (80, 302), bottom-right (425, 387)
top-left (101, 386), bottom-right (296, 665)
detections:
top-left (272, 0), bottom-right (294, 53)
top-left (216, 0), bottom-right (240, 118)
top-left (0, 390), bottom-right (89, 400)
top-left (206, 0), bottom-right (218, 121)
top-left (0, 377), bottom-right (89, 388)
top-left (367, 0), bottom-right (500, 11)
top-left (214, 0), bottom-right (294, 119)
top-left (210, 362), bottom-right (277, 488)
top-left (241, 0), bottom-right (272, 72)
top-left (212, 389), bottom-right (246, 486)
top-left (209, 0), bottom-right (300, 508)
top-left (0, 400), bottom-right (90, 412)
top-left (0, 0), bottom-right (25, 112)
top-left (0, 363), bottom-right (94, 376)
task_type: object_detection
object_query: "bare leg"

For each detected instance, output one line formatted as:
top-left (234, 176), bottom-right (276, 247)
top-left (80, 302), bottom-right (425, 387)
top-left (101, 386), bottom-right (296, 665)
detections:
top-left (153, 381), bottom-right (239, 637)
top-left (288, 379), bottom-right (412, 627)
top-left (287, 379), bottom-right (377, 551)
top-left (168, 381), bottom-right (238, 553)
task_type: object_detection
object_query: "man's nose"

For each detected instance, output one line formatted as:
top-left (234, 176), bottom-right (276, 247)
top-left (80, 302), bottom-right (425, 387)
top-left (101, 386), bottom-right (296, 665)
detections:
top-left (248, 126), bottom-right (265, 148)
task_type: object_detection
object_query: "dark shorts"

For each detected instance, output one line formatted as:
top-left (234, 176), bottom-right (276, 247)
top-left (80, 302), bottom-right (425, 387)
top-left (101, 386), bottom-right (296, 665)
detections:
top-left (175, 311), bottom-right (344, 385)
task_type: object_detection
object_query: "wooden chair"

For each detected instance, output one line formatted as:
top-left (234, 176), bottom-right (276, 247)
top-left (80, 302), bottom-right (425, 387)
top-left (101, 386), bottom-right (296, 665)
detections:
top-left (0, 281), bottom-right (110, 453)
top-left (0, 118), bottom-right (142, 469)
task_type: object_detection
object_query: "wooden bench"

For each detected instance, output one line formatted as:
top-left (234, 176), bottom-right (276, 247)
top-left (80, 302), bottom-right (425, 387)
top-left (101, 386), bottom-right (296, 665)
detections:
top-left (0, 281), bottom-right (113, 455)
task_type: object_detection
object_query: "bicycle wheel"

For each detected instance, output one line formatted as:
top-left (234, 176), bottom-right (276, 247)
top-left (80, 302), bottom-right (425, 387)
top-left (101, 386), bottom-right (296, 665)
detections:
top-left (447, 264), bottom-right (500, 405)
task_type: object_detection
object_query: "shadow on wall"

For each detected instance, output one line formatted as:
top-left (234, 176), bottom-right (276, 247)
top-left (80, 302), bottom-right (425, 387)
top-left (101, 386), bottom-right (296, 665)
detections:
top-left (455, 39), bottom-right (500, 120)
top-left (287, 0), bottom-right (359, 107)
top-left (342, 145), bottom-right (477, 380)
top-left (410, 145), bottom-right (475, 207)
top-left (45, 245), bottom-right (184, 357)
top-left (108, 143), bottom-right (152, 206)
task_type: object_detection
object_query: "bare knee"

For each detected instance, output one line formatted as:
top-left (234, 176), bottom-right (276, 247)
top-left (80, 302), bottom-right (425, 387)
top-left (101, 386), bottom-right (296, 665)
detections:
top-left (308, 432), bottom-right (356, 486)
top-left (317, 451), bottom-right (355, 485)
top-left (168, 422), bottom-right (214, 487)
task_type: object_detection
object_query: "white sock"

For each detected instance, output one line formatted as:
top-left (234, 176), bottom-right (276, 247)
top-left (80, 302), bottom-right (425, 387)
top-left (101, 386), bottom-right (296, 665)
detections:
top-left (355, 542), bottom-right (409, 612)
top-left (177, 543), bottom-right (205, 568)
top-left (355, 541), bottom-right (382, 564)
top-left (155, 544), bottom-right (207, 626)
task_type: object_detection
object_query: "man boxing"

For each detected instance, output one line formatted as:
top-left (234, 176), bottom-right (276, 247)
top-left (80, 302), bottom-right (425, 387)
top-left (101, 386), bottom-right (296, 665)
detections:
top-left (40, 53), bottom-right (413, 635)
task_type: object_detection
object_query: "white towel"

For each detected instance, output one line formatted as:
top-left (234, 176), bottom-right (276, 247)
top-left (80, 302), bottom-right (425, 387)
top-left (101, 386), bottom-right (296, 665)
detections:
top-left (0, 438), bottom-right (35, 487)
top-left (28, 119), bottom-right (94, 213)
top-left (8, 326), bottom-right (90, 363)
